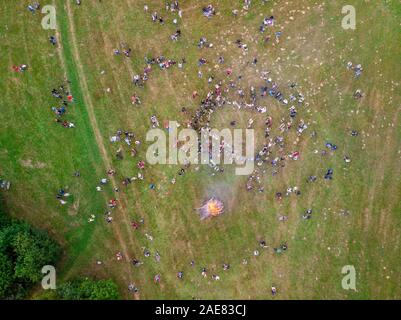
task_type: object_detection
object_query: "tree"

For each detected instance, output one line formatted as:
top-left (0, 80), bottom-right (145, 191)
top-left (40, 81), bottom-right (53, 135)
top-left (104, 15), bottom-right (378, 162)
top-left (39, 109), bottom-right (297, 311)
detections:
top-left (56, 278), bottom-right (120, 300)
top-left (0, 210), bottom-right (61, 299)
top-left (11, 225), bottom-right (60, 282)
top-left (0, 198), bottom-right (10, 228)
top-left (0, 252), bottom-right (13, 297)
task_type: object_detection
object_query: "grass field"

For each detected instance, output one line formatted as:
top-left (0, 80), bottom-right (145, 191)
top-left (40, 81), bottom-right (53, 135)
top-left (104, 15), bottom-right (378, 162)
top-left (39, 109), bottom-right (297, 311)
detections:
top-left (1, 0), bottom-right (401, 299)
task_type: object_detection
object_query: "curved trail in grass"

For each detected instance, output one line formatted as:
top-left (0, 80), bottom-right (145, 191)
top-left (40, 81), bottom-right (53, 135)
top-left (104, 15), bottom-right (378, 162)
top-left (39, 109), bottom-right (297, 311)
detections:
top-left (56, 1), bottom-right (140, 292)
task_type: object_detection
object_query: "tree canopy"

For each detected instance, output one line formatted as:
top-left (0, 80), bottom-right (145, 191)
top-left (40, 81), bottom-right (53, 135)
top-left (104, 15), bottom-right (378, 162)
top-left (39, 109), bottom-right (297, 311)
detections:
top-left (0, 202), bottom-right (61, 299)
top-left (56, 278), bottom-right (120, 300)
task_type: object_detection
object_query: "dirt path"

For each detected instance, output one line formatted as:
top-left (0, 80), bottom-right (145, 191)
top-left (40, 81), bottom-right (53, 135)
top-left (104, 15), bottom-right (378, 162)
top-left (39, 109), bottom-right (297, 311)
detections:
top-left (61, 1), bottom-right (140, 289)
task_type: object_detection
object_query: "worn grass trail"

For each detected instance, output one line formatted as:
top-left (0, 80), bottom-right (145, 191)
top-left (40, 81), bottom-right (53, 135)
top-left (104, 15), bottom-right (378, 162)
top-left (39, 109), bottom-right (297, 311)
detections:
top-left (55, 1), bottom-right (142, 292)
top-left (1, 0), bottom-right (401, 299)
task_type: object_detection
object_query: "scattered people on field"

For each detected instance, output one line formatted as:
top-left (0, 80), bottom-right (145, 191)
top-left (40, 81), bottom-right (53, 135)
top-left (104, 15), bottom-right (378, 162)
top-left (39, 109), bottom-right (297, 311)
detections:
top-left (49, 36), bottom-right (57, 46)
top-left (128, 283), bottom-right (139, 293)
top-left (132, 259), bottom-right (143, 267)
top-left (212, 274), bottom-right (220, 280)
top-left (12, 64), bottom-right (28, 72)
top-left (278, 215), bottom-right (288, 222)
top-left (259, 240), bottom-right (268, 248)
top-left (274, 243), bottom-right (288, 254)
top-left (27, 2), bottom-right (40, 14)
top-left (324, 168), bottom-right (334, 180)
top-left (346, 61), bottom-right (363, 78)
top-left (116, 251), bottom-right (123, 261)
top-left (49, 81), bottom-right (76, 128)
top-left (302, 209), bottom-right (313, 220)
top-left (170, 29), bottom-right (181, 41)
top-left (24, 1), bottom-right (362, 291)
top-left (202, 5), bottom-right (215, 18)
top-left (354, 89), bottom-right (363, 99)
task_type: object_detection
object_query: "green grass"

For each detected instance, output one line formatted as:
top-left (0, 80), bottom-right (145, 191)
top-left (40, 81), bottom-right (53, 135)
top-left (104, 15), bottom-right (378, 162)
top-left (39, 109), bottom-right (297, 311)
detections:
top-left (1, 0), bottom-right (401, 299)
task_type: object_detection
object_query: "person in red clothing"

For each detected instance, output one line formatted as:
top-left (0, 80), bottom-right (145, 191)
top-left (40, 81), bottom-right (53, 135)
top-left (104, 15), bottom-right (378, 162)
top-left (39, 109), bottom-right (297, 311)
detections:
top-left (137, 160), bottom-right (145, 169)
top-left (108, 199), bottom-right (117, 208)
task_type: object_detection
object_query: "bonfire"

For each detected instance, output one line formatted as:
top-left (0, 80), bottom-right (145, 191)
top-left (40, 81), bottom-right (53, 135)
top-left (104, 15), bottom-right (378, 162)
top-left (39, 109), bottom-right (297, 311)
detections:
top-left (197, 197), bottom-right (224, 220)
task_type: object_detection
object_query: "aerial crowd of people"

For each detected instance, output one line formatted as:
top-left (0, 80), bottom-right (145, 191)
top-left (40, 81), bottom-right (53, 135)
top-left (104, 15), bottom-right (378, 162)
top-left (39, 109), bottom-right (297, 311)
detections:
top-left (16, 0), bottom-right (363, 298)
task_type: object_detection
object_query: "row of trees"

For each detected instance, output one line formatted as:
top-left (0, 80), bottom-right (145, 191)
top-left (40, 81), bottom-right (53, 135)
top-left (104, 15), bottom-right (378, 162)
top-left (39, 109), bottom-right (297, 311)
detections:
top-left (0, 199), bottom-right (120, 300)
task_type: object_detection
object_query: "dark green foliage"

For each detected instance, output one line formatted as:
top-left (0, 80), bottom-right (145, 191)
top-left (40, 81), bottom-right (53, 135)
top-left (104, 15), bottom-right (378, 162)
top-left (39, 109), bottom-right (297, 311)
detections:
top-left (0, 252), bottom-right (14, 297)
top-left (56, 278), bottom-right (120, 300)
top-left (0, 198), bottom-right (10, 228)
top-left (0, 202), bottom-right (61, 299)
